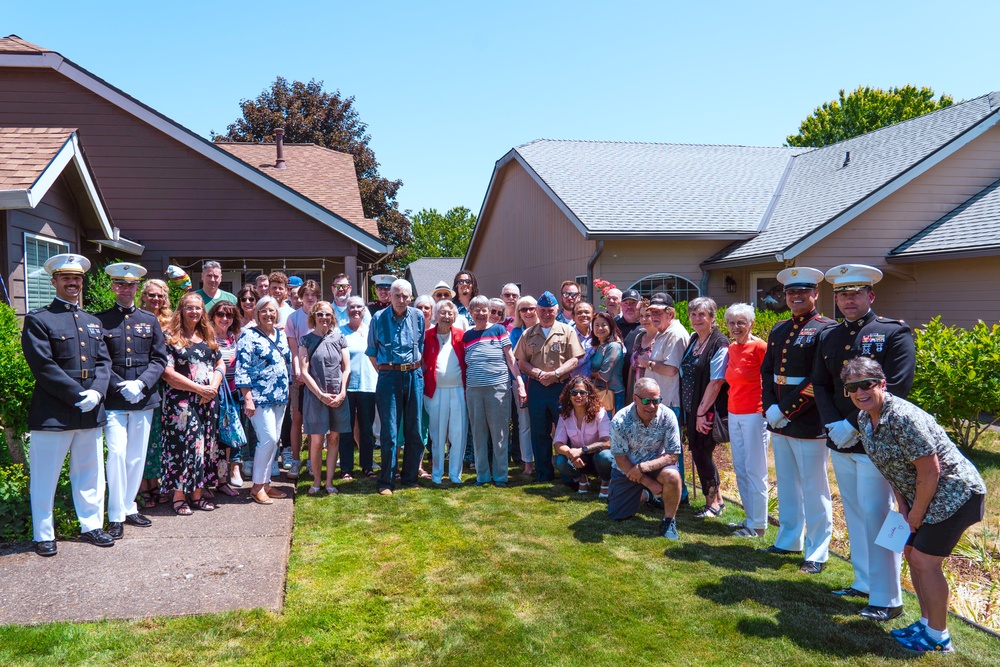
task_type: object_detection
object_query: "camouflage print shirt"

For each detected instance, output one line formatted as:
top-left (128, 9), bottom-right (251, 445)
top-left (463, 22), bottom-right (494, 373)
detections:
top-left (858, 393), bottom-right (986, 524)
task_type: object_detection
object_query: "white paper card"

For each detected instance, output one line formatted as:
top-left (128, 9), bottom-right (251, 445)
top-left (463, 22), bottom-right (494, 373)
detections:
top-left (875, 510), bottom-right (911, 553)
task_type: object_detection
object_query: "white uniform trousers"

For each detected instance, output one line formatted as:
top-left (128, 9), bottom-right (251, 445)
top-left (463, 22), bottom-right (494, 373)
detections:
top-left (513, 386), bottom-right (532, 464)
top-left (104, 409), bottom-right (154, 522)
top-left (830, 450), bottom-right (902, 607)
top-left (771, 434), bottom-right (833, 562)
top-left (729, 412), bottom-right (770, 531)
top-left (251, 404), bottom-right (286, 486)
top-left (424, 385), bottom-right (467, 484)
top-left (29, 428), bottom-right (105, 542)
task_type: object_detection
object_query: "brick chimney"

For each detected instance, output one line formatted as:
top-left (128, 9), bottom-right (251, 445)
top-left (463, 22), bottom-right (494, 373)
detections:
top-left (274, 128), bottom-right (286, 170)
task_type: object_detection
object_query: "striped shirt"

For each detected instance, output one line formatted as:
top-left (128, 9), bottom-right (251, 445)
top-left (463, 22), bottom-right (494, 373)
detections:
top-left (463, 324), bottom-right (511, 388)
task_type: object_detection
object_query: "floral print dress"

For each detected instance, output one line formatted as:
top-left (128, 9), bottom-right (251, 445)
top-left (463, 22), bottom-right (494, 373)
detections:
top-left (160, 341), bottom-right (223, 493)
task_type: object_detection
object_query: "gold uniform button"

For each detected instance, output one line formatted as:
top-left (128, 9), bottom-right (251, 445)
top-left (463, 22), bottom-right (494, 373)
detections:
top-left (125, 315), bottom-right (130, 319)
top-left (81, 355), bottom-right (87, 362)
top-left (126, 337), bottom-right (131, 341)
top-left (850, 331), bottom-right (857, 336)
top-left (127, 348), bottom-right (131, 352)
top-left (126, 325), bottom-right (132, 330)
top-left (80, 341), bottom-right (86, 347)
top-left (78, 327), bottom-right (83, 332)
top-left (74, 314), bottom-right (79, 319)
top-left (780, 367), bottom-right (785, 372)
top-left (845, 345), bottom-right (851, 350)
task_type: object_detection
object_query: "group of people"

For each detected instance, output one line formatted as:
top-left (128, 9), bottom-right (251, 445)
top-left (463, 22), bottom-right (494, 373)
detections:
top-left (21, 256), bottom-right (986, 655)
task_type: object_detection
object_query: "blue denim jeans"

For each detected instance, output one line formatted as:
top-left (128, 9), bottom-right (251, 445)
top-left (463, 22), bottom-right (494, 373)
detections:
top-left (526, 378), bottom-right (565, 482)
top-left (555, 449), bottom-right (614, 483)
top-left (375, 368), bottom-right (424, 491)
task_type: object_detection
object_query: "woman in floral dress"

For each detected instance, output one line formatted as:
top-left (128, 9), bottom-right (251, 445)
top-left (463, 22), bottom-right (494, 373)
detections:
top-left (160, 293), bottom-right (225, 515)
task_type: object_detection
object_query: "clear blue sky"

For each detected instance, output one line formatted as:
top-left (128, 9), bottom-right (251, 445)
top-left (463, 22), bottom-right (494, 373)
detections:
top-left (4, 1), bottom-right (997, 219)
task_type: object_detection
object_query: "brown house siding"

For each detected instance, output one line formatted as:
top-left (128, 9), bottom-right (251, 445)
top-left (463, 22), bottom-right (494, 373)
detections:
top-left (596, 239), bottom-right (732, 297)
top-left (5, 177), bottom-right (82, 313)
top-left (468, 161), bottom-right (594, 297)
top-left (0, 68), bottom-right (359, 280)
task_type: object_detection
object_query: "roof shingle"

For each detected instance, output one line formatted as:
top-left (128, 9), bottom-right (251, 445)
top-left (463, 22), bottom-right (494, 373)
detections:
top-left (0, 127), bottom-right (76, 192)
top-left (0, 35), bottom-right (52, 54)
top-left (890, 176), bottom-right (1000, 258)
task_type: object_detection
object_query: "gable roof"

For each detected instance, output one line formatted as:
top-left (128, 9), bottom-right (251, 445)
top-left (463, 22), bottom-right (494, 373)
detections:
top-left (706, 92), bottom-right (1000, 267)
top-left (0, 126), bottom-right (141, 254)
top-left (0, 35), bottom-right (387, 255)
top-left (889, 175), bottom-right (1000, 261)
top-left (510, 140), bottom-right (800, 238)
top-left (215, 142), bottom-right (378, 237)
top-left (404, 257), bottom-right (464, 296)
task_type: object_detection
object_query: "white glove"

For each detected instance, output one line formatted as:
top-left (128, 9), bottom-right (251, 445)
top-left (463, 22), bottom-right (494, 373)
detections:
top-left (826, 420), bottom-right (859, 449)
top-left (766, 404), bottom-right (789, 429)
top-left (75, 390), bottom-right (102, 413)
top-left (118, 380), bottom-right (145, 403)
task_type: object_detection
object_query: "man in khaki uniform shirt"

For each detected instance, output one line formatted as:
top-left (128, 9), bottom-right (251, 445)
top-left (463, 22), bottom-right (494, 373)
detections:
top-left (514, 290), bottom-right (585, 481)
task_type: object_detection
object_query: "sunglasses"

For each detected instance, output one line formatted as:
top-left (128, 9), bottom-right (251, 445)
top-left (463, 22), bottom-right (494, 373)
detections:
top-left (519, 306), bottom-right (536, 313)
top-left (240, 296), bottom-right (257, 302)
top-left (456, 279), bottom-right (472, 285)
top-left (489, 309), bottom-right (504, 316)
top-left (502, 293), bottom-right (518, 298)
top-left (569, 389), bottom-right (588, 397)
top-left (562, 292), bottom-right (580, 298)
top-left (214, 313), bottom-right (234, 320)
top-left (333, 284), bottom-right (351, 291)
top-left (314, 312), bottom-right (334, 318)
top-left (636, 397), bottom-right (662, 406)
top-left (844, 378), bottom-right (881, 395)
top-left (145, 293), bottom-right (165, 300)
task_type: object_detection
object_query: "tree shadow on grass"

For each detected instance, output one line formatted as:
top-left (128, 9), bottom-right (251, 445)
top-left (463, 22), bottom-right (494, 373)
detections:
top-left (696, 573), bottom-right (913, 659)
top-left (662, 541), bottom-right (790, 573)
top-left (568, 508), bottom-right (666, 543)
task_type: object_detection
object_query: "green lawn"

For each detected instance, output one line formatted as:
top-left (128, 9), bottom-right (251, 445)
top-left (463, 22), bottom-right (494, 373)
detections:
top-left (1, 475), bottom-right (997, 666)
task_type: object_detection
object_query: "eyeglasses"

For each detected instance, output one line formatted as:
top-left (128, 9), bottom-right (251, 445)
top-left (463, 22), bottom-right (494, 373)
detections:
top-left (502, 293), bottom-right (518, 299)
top-left (314, 312), bottom-right (334, 319)
top-left (844, 378), bottom-right (881, 394)
top-left (145, 293), bottom-right (165, 300)
top-left (569, 389), bottom-right (588, 397)
top-left (519, 306), bottom-right (536, 313)
top-left (456, 279), bottom-right (472, 285)
top-left (333, 284), bottom-right (351, 291)
top-left (562, 292), bottom-right (580, 299)
top-left (433, 292), bottom-right (451, 299)
top-left (636, 397), bottom-right (662, 406)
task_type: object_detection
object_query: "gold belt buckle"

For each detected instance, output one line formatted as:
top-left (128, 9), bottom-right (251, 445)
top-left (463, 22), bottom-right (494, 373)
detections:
top-left (776, 375), bottom-right (787, 385)
top-left (81, 368), bottom-right (89, 380)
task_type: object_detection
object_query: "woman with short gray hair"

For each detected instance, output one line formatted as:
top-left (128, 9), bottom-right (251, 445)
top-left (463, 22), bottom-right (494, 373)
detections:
top-left (463, 295), bottom-right (526, 486)
top-left (423, 298), bottom-right (467, 484)
top-left (724, 303), bottom-right (768, 537)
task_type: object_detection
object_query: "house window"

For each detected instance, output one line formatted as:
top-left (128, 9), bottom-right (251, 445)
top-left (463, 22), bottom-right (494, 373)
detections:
top-left (575, 275), bottom-right (588, 301)
top-left (750, 272), bottom-right (790, 314)
top-left (24, 233), bottom-right (70, 311)
top-left (628, 273), bottom-right (699, 303)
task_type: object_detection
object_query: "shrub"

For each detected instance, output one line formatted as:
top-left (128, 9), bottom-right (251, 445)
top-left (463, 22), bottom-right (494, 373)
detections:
top-left (0, 302), bottom-right (33, 463)
top-left (910, 317), bottom-right (1000, 449)
top-left (83, 256), bottom-right (123, 313)
top-left (674, 301), bottom-right (785, 340)
top-left (0, 458), bottom-right (80, 542)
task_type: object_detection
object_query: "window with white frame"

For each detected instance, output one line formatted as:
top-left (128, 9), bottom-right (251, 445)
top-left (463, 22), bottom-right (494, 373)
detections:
top-left (24, 233), bottom-right (70, 311)
top-left (628, 273), bottom-right (699, 303)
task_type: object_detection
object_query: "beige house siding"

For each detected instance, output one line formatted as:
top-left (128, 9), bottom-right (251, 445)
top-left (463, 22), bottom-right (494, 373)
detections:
top-left (467, 161), bottom-right (594, 298)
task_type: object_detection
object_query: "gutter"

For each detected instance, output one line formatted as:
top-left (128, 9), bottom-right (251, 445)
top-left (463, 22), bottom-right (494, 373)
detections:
top-left (586, 240), bottom-right (604, 301)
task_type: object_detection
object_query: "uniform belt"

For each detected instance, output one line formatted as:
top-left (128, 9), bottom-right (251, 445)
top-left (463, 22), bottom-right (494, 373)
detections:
top-left (66, 369), bottom-right (93, 379)
top-left (114, 357), bottom-right (139, 368)
top-left (774, 374), bottom-right (807, 385)
top-left (378, 363), bottom-right (420, 372)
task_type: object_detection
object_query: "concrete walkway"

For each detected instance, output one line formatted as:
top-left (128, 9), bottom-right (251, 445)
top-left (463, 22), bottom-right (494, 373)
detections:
top-left (0, 480), bottom-right (295, 625)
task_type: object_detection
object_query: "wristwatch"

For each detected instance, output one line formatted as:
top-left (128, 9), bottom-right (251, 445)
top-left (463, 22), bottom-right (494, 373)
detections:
top-left (582, 445), bottom-right (590, 455)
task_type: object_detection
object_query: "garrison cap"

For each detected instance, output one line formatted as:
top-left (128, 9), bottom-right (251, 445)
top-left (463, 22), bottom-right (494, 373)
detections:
top-left (537, 291), bottom-right (559, 308)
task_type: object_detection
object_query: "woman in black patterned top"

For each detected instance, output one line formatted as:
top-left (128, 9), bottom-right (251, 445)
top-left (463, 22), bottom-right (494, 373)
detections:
top-left (842, 356), bottom-right (985, 655)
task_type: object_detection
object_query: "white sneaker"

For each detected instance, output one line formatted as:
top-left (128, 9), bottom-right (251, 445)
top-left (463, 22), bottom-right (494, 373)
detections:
top-left (288, 460), bottom-right (301, 479)
top-left (271, 459), bottom-right (281, 477)
top-left (230, 465), bottom-right (244, 487)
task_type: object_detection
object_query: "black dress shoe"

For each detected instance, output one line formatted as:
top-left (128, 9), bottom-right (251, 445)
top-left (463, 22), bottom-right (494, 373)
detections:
top-left (79, 528), bottom-right (115, 547)
top-left (35, 540), bottom-right (57, 557)
top-left (800, 560), bottom-right (824, 574)
top-left (831, 587), bottom-right (869, 597)
top-left (759, 545), bottom-right (800, 555)
top-left (125, 513), bottom-right (152, 527)
top-left (858, 605), bottom-right (904, 622)
top-left (107, 522), bottom-right (125, 540)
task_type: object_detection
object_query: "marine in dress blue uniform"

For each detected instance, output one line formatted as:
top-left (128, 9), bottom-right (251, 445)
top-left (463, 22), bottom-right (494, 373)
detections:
top-left (813, 264), bottom-right (915, 622)
top-left (21, 254), bottom-right (113, 556)
top-left (97, 262), bottom-right (167, 539)
top-left (760, 267), bottom-right (836, 572)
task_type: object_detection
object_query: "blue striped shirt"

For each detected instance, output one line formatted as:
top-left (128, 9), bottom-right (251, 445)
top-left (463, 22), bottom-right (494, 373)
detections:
top-left (463, 324), bottom-right (511, 388)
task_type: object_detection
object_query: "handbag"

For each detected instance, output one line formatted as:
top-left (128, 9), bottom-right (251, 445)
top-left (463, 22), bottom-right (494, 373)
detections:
top-left (218, 381), bottom-right (247, 448)
top-left (592, 378), bottom-right (615, 412)
top-left (710, 401), bottom-right (729, 444)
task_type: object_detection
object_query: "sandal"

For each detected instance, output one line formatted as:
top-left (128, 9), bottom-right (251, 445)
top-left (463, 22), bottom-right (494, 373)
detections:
top-left (364, 469), bottom-right (377, 479)
top-left (172, 500), bottom-right (193, 516)
top-left (341, 472), bottom-right (354, 481)
top-left (325, 485), bottom-right (339, 495)
top-left (418, 468), bottom-right (433, 480)
top-left (201, 489), bottom-right (216, 500)
top-left (694, 503), bottom-right (726, 518)
top-left (598, 481), bottom-right (610, 500)
top-left (139, 491), bottom-right (155, 509)
top-left (577, 476), bottom-right (590, 494)
top-left (191, 497), bottom-right (216, 511)
top-left (307, 486), bottom-right (320, 496)
top-left (252, 489), bottom-right (273, 505)
top-left (265, 487), bottom-right (288, 499)
top-left (217, 484), bottom-right (239, 497)
top-left (732, 525), bottom-right (760, 538)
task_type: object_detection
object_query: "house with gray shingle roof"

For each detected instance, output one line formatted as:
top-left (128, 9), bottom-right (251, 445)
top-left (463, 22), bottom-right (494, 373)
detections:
top-left (404, 257), bottom-right (464, 298)
top-left (466, 92), bottom-right (1000, 327)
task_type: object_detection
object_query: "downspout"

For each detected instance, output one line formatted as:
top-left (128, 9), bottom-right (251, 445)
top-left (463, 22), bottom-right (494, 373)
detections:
top-left (362, 244), bottom-right (396, 299)
top-left (699, 269), bottom-right (710, 297)
top-left (586, 240), bottom-right (604, 301)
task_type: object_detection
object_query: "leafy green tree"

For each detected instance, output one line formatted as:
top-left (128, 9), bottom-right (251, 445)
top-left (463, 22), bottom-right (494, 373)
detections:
top-left (399, 207), bottom-right (476, 266)
top-left (212, 77), bottom-right (412, 264)
top-left (786, 85), bottom-right (954, 147)
top-left (0, 302), bottom-right (32, 464)
top-left (83, 257), bottom-right (121, 313)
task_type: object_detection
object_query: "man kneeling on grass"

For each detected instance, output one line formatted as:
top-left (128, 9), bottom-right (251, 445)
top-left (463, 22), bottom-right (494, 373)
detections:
top-left (607, 377), bottom-right (683, 540)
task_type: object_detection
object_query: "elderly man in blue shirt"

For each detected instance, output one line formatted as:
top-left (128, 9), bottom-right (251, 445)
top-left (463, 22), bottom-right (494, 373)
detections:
top-left (366, 279), bottom-right (426, 495)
